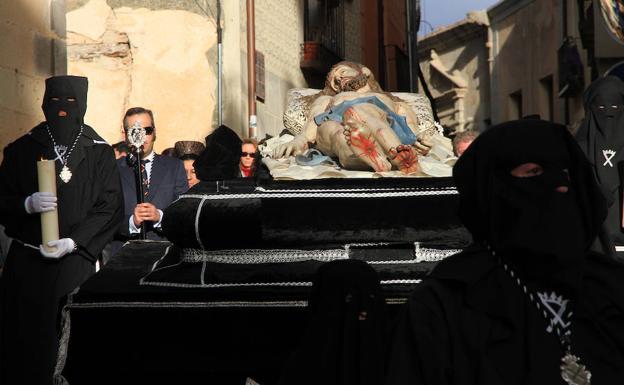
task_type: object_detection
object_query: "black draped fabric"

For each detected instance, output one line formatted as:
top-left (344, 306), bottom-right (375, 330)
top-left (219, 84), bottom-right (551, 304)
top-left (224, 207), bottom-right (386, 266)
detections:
top-left (386, 120), bottom-right (624, 385)
top-left (576, 76), bottom-right (624, 244)
top-left (0, 76), bottom-right (123, 385)
top-left (162, 177), bottom-right (470, 250)
top-left (278, 259), bottom-right (386, 385)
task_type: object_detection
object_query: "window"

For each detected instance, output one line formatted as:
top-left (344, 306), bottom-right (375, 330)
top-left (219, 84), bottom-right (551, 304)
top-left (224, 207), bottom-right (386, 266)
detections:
top-left (539, 75), bottom-right (554, 121)
top-left (304, 0), bottom-right (345, 58)
top-left (255, 50), bottom-right (265, 103)
top-left (509, 90), bottom-right (523, 120)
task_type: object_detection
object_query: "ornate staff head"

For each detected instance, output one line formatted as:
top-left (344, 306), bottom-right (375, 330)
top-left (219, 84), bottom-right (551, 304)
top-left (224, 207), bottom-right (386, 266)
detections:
top-left (126, 120), bottom-right (146, 148)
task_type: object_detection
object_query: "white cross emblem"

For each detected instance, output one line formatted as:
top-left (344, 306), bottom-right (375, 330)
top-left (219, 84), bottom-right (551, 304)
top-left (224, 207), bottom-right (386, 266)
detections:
top-left (538, 291), bottom-right (571, 333)
top-left (603, 149), bottom-right (616, 167)
top-left (53, 144), bottom-right (67, 162)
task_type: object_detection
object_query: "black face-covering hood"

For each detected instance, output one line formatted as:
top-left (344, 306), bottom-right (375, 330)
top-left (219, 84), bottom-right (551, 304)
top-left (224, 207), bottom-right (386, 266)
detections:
top-left (42, 75), bottom-right (88, 147)
top-left (194, 125), bottom-right (242, 181)
top-left (575, 76), bottom-right (624, 195)
top-left (454, 120), bottom-right (607, 293)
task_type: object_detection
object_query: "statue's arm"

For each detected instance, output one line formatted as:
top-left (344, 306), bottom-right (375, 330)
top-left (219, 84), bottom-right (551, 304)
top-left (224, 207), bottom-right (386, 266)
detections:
top-left (273, 96), bottom-right (332, 158)
top-left (395, 101), bottom-right (433, 155)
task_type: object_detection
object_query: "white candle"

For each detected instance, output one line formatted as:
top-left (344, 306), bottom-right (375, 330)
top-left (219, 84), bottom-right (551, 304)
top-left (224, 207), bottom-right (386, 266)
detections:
top-left (37, 159), bottom-right (59, 253)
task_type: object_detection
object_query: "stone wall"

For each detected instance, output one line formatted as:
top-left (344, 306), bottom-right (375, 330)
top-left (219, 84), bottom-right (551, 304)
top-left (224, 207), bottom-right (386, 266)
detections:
top-left (0, 0), bottom-right (66, 161)
top-left (66, 0), bottom-right (217, 152)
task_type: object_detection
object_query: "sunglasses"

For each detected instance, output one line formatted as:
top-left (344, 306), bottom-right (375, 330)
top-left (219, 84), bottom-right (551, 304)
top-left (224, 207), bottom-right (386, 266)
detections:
top-left (241, 152), bottom-right (255, 158)
top-left (125, 126), bottom-right (154, 135)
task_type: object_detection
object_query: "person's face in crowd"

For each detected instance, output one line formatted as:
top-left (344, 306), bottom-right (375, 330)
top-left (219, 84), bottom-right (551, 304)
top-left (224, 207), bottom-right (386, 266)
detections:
top-left (455, 139), bottom-right (474, 157)
top-left (509, 162), bottom-right (569, 193)
top-left (114, 148), bottom-right (127, 159)
top-left (240, 143), bottom-right (256, 168)
top-left (124, 112), bottom-right (155, 158)
top-left (184, 159), bottom-right (200, 188)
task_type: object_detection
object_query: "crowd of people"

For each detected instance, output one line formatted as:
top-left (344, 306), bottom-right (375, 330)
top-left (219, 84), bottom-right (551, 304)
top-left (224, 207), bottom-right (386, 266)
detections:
top-left (0, 72), bottom-right (623, 385)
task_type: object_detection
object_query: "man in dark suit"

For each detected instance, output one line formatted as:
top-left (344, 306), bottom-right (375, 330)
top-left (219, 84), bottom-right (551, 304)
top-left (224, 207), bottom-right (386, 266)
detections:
top-left (109, 107), bottom-right (187, 257)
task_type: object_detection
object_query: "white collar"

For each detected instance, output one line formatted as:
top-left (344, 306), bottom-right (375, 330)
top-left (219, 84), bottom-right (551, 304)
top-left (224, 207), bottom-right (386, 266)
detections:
top-left (142, 151), bottom-right (156, 162)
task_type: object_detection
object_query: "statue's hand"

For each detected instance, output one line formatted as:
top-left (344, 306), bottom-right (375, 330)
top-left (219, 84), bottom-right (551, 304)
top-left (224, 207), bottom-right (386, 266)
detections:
top-left (273, 136), bottom-right (308, 158)
top-left (413, 138), bottom-right (432, 156)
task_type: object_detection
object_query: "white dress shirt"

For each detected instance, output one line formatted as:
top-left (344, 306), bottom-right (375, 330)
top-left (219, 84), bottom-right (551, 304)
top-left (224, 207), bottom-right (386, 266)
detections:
top-left (128, 151), bottom-right (164, 233)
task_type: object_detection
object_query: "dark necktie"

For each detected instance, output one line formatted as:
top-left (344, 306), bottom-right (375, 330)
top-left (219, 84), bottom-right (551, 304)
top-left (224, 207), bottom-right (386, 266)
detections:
top-left (140, 159), bottom-right (150, 197)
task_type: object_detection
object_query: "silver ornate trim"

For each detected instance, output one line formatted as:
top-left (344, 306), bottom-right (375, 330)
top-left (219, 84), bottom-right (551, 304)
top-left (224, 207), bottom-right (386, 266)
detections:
top-left (67, 300), bottom-right (310, 309)
top-left (414, 243), bottom-right (462, 262)
top-left (139, 278), bottom-right (422, 289)
top-left (140, 280), bottom-right (314, 288)
top-left (181, 247), bottom-right (348, 264)
top-left (195, 196), bottom-right (208, 249)
top-left (178, 187), bottom-right (458, 201)
top-left (178, 243), bottom-right (460, 265)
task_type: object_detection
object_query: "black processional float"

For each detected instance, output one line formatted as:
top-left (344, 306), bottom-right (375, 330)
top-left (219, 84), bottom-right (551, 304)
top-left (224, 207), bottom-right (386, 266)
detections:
top-left (55, 0), bottom-right (473, 381)
top-left (125, 121), bottom-right (147, 240)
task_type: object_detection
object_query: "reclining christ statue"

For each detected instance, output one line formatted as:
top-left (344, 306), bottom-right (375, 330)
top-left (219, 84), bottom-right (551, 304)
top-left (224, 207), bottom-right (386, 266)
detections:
top-left (273, 61), bottom-right (442, 174)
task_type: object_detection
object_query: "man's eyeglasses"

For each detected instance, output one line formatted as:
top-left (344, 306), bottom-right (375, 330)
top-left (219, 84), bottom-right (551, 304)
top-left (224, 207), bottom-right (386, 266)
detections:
top-left (241, 152), bottom-right (255, 158)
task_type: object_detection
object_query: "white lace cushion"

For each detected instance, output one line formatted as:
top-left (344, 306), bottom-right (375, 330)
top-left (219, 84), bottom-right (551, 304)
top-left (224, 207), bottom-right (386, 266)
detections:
top-left (282, 89), bottom-right (437, 136)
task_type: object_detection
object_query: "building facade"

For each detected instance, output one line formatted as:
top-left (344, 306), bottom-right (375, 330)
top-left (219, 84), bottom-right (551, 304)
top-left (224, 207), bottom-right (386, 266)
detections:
top-left (417, 11), bottom-right (490, 134)
top-left (418, 0), bottom-right (620, 135)
top-left (0, 0), bottom-right (67, 161)
top-left (64, 0), bottom-right (414, 149)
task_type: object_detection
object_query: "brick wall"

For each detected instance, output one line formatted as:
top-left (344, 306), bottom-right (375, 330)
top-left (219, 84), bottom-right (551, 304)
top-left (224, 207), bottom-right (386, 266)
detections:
top-left (248, 0), bottom-right (307, 138)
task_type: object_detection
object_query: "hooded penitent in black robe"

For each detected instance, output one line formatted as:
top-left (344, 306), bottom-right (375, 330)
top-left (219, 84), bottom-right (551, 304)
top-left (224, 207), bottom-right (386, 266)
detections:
top-left (194, 125), bottom-right (269, 182)
top-left (194, 125), bottom-right (243, 181)
top-left (576, 76), bottom-right (624, 245)
top-left (386, 120), bottom-right (624, 385)
top-left (0, 76), bottom-right (123, 385)
top-left (278, 259), bottom-right (386, 385)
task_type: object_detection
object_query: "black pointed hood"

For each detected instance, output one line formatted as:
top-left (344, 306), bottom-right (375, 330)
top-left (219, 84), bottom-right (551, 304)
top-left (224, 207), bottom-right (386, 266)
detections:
top-left (42, 75), bottom-right (88, 147)
top-left (576, 76), bottom-right (624, 195)
top-left (453, 119), bottom-right (606, 294)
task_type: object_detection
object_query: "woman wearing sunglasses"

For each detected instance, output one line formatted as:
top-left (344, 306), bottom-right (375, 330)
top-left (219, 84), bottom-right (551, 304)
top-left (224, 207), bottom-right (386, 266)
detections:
top-left (239, 138), bottom-right (258, 177)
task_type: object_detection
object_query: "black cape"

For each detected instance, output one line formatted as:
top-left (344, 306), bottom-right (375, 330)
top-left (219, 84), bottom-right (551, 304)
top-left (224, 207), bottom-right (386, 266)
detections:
top-left (0, 123), bottom-right (123, 385)
top-left (385, 247), bottom-right (624, 385)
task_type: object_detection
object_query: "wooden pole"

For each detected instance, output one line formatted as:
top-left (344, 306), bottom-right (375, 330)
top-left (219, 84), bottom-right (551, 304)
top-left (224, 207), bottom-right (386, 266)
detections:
top-left (246, 0), bottom-right (257, 138)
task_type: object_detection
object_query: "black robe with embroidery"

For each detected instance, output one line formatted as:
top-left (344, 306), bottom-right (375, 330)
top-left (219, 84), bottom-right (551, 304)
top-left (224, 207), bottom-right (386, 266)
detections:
top-left (385, 247), bottom-right (624, 385)
top-left (0, 123), bottom-right (123, 385)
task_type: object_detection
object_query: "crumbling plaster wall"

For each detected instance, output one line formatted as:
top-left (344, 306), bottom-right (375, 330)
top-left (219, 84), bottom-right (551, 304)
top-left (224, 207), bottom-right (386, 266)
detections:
top-left (0, 0), bottom-right (66, 161)
top-left (68, 0), bottom-right (308, 145)
top-left (66, 0), bottom-right (217, 151)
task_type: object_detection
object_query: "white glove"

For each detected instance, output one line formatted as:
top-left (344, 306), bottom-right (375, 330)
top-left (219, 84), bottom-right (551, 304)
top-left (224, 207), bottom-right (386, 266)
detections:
top-left (25, 192), bottom-right (57, 214)
top-left (40, 238), bottom-right (76, 259)
top-left (273, 135), bottom-right (308, 158)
